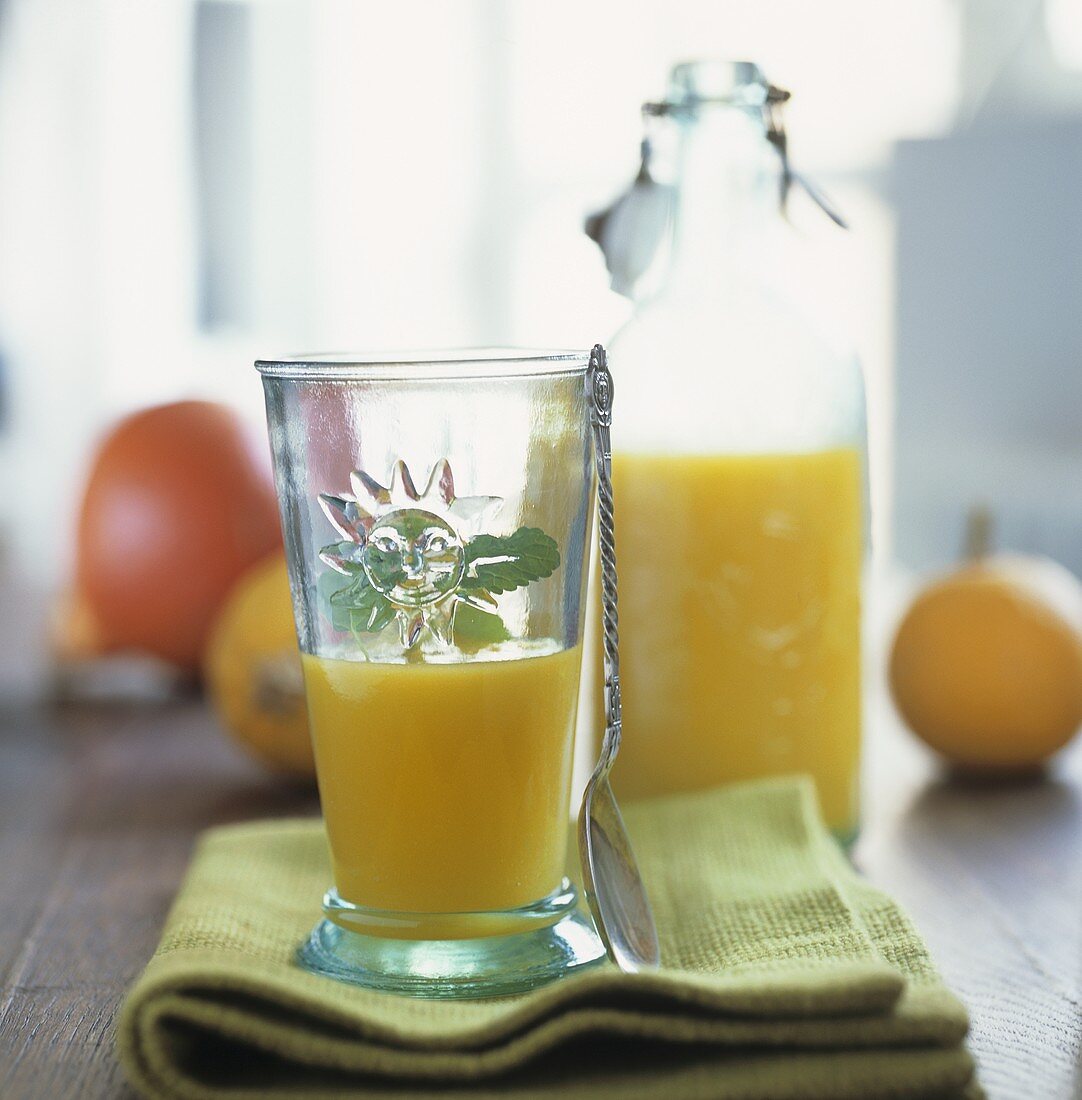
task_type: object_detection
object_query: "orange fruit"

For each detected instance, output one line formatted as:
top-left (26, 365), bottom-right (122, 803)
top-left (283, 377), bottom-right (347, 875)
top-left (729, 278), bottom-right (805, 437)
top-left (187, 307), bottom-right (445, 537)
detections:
top-left (204, 554), bottom-right (314, 777)
top-left (890, 554), bottom-right (1082, 772)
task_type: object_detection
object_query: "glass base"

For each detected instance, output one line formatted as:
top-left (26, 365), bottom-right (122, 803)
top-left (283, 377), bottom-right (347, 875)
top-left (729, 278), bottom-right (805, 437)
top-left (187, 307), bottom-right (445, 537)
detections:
top-left (297, 882), bottom-right (606, 997)
top-left (320, 877), bottom-right (586, 940)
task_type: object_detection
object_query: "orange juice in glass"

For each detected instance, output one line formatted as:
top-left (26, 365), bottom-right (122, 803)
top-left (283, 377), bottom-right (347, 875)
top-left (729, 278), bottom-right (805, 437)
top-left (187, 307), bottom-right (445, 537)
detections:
top-left (257, 350), bottom-right (604, 996)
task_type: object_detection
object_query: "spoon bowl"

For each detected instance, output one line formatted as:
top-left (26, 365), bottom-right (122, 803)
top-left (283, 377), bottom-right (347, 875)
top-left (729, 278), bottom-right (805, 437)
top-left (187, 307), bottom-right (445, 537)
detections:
top-left (580, 774), bottom-right (660, 971)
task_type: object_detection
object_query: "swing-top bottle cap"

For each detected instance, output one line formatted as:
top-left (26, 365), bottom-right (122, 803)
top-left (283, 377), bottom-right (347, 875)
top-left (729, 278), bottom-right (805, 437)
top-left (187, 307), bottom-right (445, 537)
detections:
top-left (645, 60), bottom-right (786, 115)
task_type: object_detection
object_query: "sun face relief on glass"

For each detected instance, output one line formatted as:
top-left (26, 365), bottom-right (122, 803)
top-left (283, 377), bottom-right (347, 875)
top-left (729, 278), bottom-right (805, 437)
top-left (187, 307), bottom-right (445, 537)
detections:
top-left (256, 350), bottom-right (604, 995)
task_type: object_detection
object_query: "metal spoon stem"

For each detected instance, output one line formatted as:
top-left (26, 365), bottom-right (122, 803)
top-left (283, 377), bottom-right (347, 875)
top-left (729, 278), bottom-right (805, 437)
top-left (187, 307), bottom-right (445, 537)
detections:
top-left (578, 344), bottom-right (660, 973)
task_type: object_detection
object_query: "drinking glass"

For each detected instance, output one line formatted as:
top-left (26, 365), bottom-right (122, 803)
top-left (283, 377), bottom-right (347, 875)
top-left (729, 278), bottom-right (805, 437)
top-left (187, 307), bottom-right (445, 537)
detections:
top-left (256, 349), bottom-right (606, 996)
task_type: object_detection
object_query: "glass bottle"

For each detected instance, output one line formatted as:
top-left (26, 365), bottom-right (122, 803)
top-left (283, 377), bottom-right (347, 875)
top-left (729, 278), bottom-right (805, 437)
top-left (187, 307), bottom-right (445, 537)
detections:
top-left (595, 61), bottom-right (867, 839)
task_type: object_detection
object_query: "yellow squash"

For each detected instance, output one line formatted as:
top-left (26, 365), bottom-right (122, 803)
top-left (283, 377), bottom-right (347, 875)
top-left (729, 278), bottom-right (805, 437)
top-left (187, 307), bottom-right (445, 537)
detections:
top-left (204, 555), bottom-right (314, 777)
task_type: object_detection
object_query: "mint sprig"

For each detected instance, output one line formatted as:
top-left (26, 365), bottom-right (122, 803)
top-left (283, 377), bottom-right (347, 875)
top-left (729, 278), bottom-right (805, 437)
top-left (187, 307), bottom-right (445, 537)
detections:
top-left (316, 524), bottom-right (559, 645)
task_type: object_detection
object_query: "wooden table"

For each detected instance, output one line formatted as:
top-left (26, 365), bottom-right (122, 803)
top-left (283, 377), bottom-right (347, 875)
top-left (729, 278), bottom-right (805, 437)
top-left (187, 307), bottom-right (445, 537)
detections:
top-left (1, 696), bottom-right (1079, 1099)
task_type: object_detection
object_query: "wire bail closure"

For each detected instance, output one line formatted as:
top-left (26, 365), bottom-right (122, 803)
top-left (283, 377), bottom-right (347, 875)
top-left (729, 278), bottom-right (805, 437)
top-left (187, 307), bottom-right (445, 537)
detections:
top-left (763, 84), bottom-right (848, 229)
top-left (642, 80), bottom-right (848, 230)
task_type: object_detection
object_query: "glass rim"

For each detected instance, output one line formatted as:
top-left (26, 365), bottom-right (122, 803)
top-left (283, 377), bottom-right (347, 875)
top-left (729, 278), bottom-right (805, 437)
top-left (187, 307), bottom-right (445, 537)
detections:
top-left (254, 347), bottom-right (591, 381)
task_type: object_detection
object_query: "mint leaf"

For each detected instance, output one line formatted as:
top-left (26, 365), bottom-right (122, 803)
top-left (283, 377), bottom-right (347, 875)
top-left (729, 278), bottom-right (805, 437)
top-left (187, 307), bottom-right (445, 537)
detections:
top-left (318, 570), bottom-right (396, 634)
top-left (462, 527), bottom-right (560, 595)
top-left (453, 603), bottom-right (512, 648)
top-left (319, 540), bottom-right (365, 574)
top-left (317, 570), bottom-right (351, 628)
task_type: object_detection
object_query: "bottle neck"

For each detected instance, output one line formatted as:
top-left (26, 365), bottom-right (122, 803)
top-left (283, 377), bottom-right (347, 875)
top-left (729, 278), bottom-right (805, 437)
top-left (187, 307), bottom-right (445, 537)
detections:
top-left (664, 107), bottom-right (778, 297)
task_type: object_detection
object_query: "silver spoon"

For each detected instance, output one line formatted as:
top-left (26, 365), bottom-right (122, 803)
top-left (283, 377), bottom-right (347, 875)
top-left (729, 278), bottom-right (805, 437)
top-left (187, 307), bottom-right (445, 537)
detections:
top-left (578, 344), bottom-right (661, 973)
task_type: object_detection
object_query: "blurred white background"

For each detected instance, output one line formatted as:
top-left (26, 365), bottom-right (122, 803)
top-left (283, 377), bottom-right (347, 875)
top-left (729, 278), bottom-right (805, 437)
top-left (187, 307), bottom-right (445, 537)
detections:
top-left (1, 0), bottom-right (1081, 690)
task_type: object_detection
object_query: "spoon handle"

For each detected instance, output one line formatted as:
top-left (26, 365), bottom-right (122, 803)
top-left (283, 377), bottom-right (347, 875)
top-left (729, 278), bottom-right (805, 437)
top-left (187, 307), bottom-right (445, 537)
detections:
top-left (586, 344), bottom-right (621, 773)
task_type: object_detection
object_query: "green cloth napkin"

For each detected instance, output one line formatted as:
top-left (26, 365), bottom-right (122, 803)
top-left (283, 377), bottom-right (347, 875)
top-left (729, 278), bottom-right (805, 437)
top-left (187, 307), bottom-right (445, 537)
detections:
top-left (118, 778), bottom-right (981, 1099)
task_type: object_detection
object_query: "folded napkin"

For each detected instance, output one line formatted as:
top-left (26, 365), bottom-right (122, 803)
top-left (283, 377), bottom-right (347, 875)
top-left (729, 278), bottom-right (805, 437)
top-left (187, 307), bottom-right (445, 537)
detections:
top-left (118, 778), bottom-right (981, 1099)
